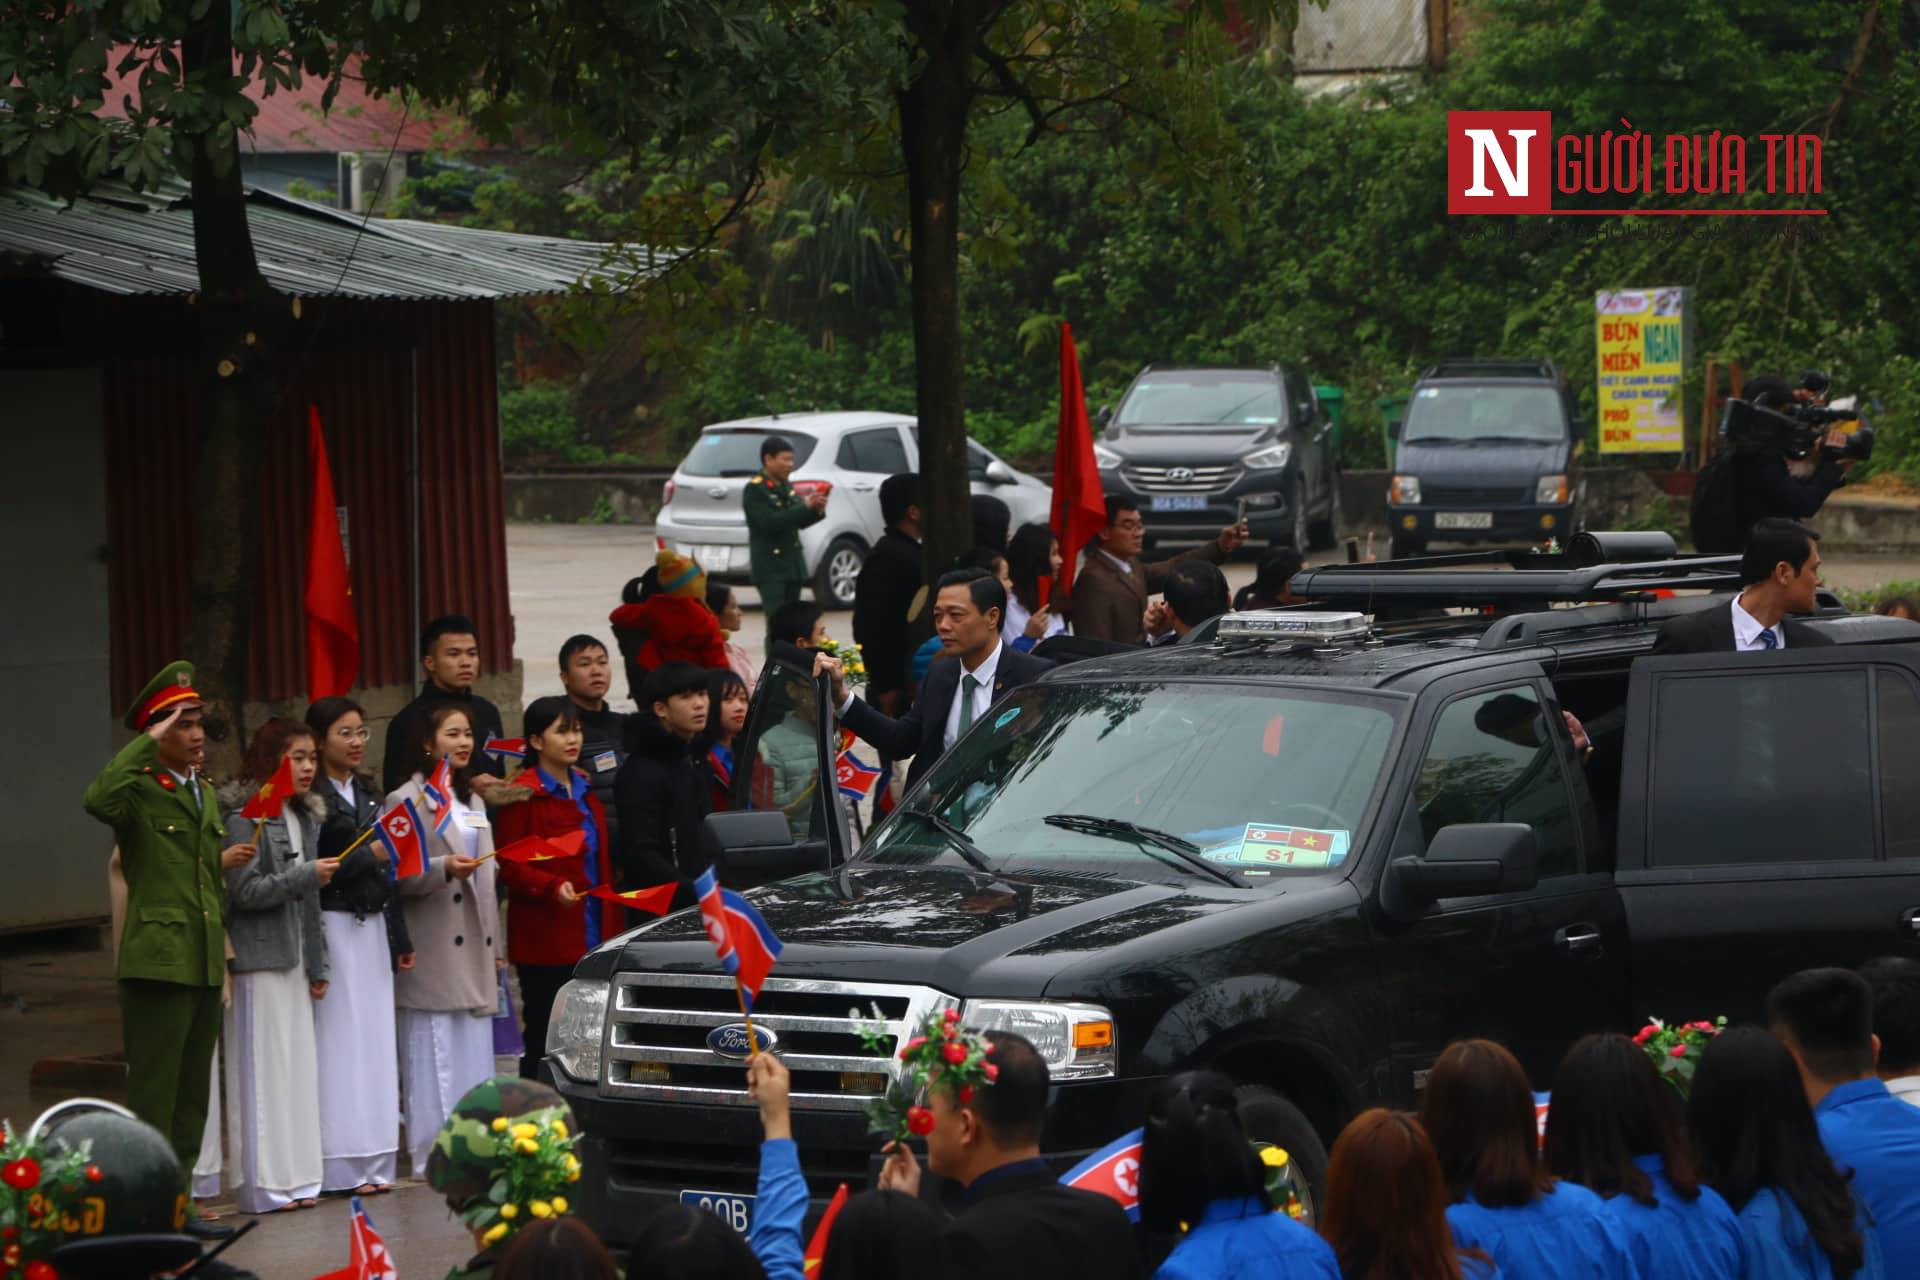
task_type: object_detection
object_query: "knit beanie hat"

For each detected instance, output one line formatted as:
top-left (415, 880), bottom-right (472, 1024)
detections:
top-left (655, 548), bottom-right (707, 599)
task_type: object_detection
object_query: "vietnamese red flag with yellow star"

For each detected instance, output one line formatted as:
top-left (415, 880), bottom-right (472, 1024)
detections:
top-left (306, 405), bottom-right (359, 701)
top-left (240, 753), bottom-right (297, 821)
top-left (494, 830), bottom-right (587, 864)
top-left (587, 882), bottom-right (678, 915)
top-left (1051, 323), bottom-right (1107, 603)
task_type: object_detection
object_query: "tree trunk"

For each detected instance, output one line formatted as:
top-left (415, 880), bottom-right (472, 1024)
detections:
top-left (182, 9), bottom-right (284, 776)
top-left (899, 3), bottom-right (977, 580)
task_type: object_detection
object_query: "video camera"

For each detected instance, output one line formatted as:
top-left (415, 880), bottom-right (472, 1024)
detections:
top-left (1722, 369), bottom-right (1875, 463)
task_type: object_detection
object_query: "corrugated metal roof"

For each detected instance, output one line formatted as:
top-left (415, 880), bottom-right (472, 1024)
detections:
top-left (0, 182), bottom-right (666, 299)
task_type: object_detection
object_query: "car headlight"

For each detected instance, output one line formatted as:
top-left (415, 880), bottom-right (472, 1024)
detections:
top-left (1390, 474), bottom-right (1422, 504)
top-left (1535, 473), bottom-right (1570, 504)
top-left (1244, 443), bottom-right (1292, 469)
top-left (1092, 444), bottom-right (1122, 470)
top-left (547, 978), bottom-right (609, 1083)
top-left (961, 1000), bottom-right (1117, 1080)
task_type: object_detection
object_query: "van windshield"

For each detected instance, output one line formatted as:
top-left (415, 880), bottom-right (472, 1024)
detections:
top-left (859, 683), bottom-right (1399, 885)
top-left (1115, 372), bottom-right (1283, 427)
top-left (682, 429), bottom-right (819, 477)
top-left (1403, 385), bottom-right (1567, 443)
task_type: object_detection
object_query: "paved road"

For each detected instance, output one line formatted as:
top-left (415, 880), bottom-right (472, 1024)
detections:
top-left (507, 522), bottom-right (1920, 710)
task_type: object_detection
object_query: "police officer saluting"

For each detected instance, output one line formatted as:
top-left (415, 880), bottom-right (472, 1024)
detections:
top-left (82, 661), bottom-right (254, 1236)
top-left (743, 434), bottom-right (827, 654)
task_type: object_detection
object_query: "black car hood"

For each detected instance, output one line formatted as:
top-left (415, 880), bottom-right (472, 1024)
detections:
top-left (1394, 438), bottom-right (1568, 482)
top-left (597, 863), bottom-right (1255, 997)
top-left (1103, 426), bottom-right (1276, 464)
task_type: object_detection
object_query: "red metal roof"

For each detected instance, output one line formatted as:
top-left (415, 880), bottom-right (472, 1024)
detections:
top-left (98, 55), bottom-right (475, 155)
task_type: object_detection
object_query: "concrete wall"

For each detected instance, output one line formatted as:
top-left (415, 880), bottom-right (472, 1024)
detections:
top-left (505, 474), bottom-right (663, 525)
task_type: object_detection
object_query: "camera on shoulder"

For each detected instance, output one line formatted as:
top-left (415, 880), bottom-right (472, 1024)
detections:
top-left (1721, 369), bottom-right (1875, 464)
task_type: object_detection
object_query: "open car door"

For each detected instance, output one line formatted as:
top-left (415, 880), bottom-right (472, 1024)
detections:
top-left (708, 655), bottom-right (851, 888)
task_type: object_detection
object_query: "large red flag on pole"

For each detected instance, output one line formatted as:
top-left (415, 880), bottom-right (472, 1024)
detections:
top-left (1051, 323), bottom-right (1107, 602)
top-left (305, 405), bottom-right (359, 701)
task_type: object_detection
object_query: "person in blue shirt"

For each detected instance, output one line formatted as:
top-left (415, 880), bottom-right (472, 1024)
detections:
top-left (1544, 1033), bottom-right (1742, 1280)
top-left (1421, 1039), bottom-right (1641, 1280)
top-left (1320, 1109), bottom-right (1500, 1280)
top-left (1688, 1026), bottom-right (1881, 1280)
top-left (1136, 1070), bottom-right (1341, 1280)
top-left (1769, 967), bottom-right (1920, 1266)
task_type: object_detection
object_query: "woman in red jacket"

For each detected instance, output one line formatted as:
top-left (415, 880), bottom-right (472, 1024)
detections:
top-left (493, 695), bottom-right (619, 1079)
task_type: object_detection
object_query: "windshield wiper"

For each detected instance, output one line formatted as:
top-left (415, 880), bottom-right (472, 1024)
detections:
top-left (899, 806), bottom-right (996, 875)
top-left (1043, 813), bottom-right (1239, 887)
top-left (1463, 434), bottom-right (1556, 444)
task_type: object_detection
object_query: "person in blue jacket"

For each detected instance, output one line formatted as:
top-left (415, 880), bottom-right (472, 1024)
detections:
top-left (1545, 1034), bottom-right (1742, 1280)
top-left (1689, 1027), bottom-right (1882, 1280)
top-left (1137, 1070), bottom-right (1342, 1280)
top-left (1421, 1039), bottom-right (1641, 1280)
top-left (1769, 967), bottom-right (1920, 1265)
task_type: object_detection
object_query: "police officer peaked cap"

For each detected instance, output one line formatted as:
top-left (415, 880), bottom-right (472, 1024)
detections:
top-left (124, 660), bottom-right (205, 731)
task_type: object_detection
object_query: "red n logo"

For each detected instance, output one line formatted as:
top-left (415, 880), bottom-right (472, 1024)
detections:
top-left (1447, 111), bottom-right (1552, 214)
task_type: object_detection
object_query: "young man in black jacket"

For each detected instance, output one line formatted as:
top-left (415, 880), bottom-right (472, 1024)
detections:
top-left (559, 633), bottom-right (629, 849)
top-left (613, 662), bottom-right (712, 911)
top-left (381, 614), bottom-right (508, 793)
top-left (853, 472), bottom-right (928, 714)
top-left (878, 1031), bottom-right (1146, 1280)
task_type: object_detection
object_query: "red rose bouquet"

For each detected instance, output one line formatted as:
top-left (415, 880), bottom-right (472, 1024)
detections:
top-left (1, 1117), bottom-right (99, 1277)
top-left (1633, 1016), bottom-right (1727, 1093)
top-left (854, 1007), bottom-right (998, 1146)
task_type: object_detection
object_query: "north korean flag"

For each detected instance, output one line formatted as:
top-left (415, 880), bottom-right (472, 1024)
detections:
top-left (1058, 1128), bottom-right (1145, 1221)
top-left (483, 735), bottom-right (527, 761)
top-left (423, 756), bottom-right (457, 835)
top-left (374, 798), bottom-right (428, 880)
top-left (694, 866), bottom-right (783, 1010)
top-left (835, 750), bottom-right (883, 801)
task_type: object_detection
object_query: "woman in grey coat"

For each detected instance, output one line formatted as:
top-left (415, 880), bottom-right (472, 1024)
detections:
top-left (219, 718), bottom-right (339, 1214)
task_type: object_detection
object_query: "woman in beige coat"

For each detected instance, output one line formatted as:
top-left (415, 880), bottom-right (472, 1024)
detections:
top-left (386, 703), bottom-right (501, 1173)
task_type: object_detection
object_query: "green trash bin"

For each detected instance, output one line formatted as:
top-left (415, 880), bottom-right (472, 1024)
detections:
top-left (1377, 394), bottom-right (1410, 470)
top-left (1313, 385), bottom-right (1344, 458)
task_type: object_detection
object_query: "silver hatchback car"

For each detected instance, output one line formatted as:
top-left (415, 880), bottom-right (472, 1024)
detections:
top-left (656, 411), bottom-right (1054, 608)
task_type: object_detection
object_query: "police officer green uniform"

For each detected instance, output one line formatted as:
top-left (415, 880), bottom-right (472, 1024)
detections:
top-left (743, 449), bottom-right (825, 649)
top-left (81, 661), bottom-right (230, 1171)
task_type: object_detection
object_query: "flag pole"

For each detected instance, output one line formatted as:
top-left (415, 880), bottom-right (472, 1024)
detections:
top-left (734, 979), bottom-right (759, 1060)
top-left (333, 823), bottom-right (379, 860)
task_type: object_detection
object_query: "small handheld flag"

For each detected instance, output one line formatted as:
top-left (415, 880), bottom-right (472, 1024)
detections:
top-left (801, 1183), bottom-right (850, 1274)
top-left (694, 867), bottom-right (783, 1011)
top-left (1059, 1128), bottom-right (1145, 1222)
top-left (375, 799), bottom-right (428, 880)
top-left (834, 750), bottom-right (883, 802)
top-left (483, 735), bottom-right (527, 760)
top-left (311, 1195), bottom-right (397, 1280)
top-left (423, 755), bottom-right (455, 813)
top-left (587, 882), bottom-right (678, 914)
top-left (494, 830), bottom-right (587, 864)
top-left (240, 755), bottom-right (297, 822)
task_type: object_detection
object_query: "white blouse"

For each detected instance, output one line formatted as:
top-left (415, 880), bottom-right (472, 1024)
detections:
top-left (1003, 594), bottom-right (1067, 648)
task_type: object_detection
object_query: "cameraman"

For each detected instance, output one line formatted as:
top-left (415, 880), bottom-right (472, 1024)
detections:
top-left (1694, 374), bottom-right (1857, 552)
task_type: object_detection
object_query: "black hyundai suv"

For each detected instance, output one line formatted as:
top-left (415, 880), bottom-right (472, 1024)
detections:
top-left (549, 541), bottom-right (1920, 1245)
top-left (1388, 359), bottom-right (1584, 559)
top-left (1095, 364), bottom-right (1340, 550)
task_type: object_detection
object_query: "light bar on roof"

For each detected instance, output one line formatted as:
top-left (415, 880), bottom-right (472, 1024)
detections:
top-left (1216, 610), bottom-right (1370, 643)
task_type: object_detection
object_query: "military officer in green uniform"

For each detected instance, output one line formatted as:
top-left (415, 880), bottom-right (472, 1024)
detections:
top-left (743, 433), bottom-right (828, 654)
top-left (82, 662), bottom-right (256, 1194)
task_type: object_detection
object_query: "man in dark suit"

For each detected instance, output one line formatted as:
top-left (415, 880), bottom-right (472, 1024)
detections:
top-left (877, 1031), bottom-right (1148, 1280)
top-left (818, 568), bottom-right (1051, 791)
top-left (1071, 497), bottom-right (1246, 644)
top-left (852, 473), bottom-right (930, 713)
top-left (1653, 517), bottom-right (1833, 655)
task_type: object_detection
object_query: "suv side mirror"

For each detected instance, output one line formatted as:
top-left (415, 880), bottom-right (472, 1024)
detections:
top-left (702, 810), bottom-right (829, 889)
top-left (1389, 823), bottom-right (1537, 905)
top-left (983, 459), bottom-right (1016, 486)
top-left (1096, 404), bottom-right (1113, 427)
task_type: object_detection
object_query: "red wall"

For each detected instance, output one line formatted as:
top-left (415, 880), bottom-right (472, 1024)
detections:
top-left (104, 300), bottom-right (512, 708)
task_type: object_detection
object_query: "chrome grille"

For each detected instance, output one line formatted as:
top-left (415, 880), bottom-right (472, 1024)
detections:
top-left (599, 973), bottom-right (953, 1111)
top-left (1122, 462), bottom-right (1240, 494)
top-left (1424, 484), bottom-right (1530, 505)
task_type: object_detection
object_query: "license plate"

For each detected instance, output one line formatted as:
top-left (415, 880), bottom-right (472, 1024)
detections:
top-left (693, 545), bottom-right (733, 570)
top-left (680, 1189), bottom-right (755, 1233)
top-left (1435, 511), bottom-right (1494, 530)
top-left (1151, 495), bottom-right (1208, 513)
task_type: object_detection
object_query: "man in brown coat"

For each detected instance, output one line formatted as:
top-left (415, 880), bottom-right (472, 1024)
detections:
top-left (1069, 497), bottom-right (1247, 643)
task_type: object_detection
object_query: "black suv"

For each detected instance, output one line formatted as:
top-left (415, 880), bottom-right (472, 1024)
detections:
top-left (549, 545), bottom-right (1920, 1245)
top-left (1096, 364), bottom-right (1340, 550)
top-left (1388, 359), bottom-right (1584, 558)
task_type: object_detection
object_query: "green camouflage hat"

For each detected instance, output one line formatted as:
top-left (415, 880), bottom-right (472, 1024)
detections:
top-left (426, 1076), bottom-right (576, 1212)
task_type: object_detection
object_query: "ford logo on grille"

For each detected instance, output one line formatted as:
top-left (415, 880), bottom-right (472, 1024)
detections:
top-left (707, 1023), bottom-right (777, 1060)
top-left (1165, 466), bottom-right (1195, 483)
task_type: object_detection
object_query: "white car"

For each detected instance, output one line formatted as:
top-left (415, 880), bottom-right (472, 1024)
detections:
top-left (656, 411), bottom-right (1054, 608)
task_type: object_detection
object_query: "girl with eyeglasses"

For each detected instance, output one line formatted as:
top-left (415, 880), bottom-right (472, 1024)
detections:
top-left (305, 696), bottom-right (412, 1197)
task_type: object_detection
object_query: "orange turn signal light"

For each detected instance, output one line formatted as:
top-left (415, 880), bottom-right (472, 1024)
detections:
top-left (1073, 1022), bottom-right (1115, 1049)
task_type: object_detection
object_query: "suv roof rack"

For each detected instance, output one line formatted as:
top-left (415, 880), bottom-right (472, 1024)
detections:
top-left (1420, 358), bottom-right (1558, 381)
top-left (1290, 547), bottom-right (1744, 611)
